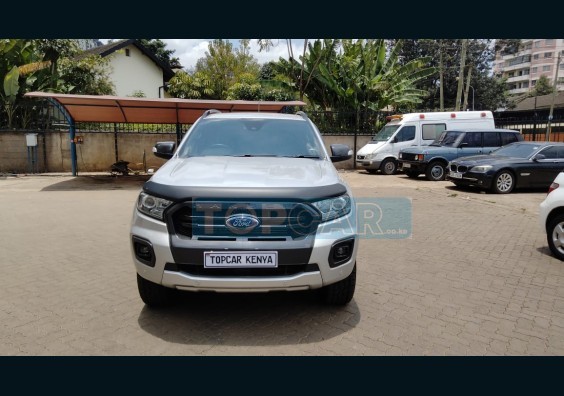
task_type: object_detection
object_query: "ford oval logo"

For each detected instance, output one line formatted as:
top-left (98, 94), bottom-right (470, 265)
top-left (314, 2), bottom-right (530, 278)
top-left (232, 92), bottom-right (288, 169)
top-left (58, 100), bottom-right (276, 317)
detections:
top-left (225, 214), bottom-right (260, 234)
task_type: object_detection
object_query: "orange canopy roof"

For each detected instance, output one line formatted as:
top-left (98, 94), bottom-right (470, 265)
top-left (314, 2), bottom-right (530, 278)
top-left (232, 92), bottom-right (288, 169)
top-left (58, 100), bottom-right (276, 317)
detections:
top-left (24, 92), bottom-right (306, 124)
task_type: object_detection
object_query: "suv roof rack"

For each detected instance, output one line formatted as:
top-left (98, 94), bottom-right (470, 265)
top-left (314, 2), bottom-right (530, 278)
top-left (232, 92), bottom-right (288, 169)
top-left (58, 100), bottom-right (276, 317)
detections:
top-left (296, 111), bottom-right (309, 120)
top-left (203, 109), bottom-right (221, 117)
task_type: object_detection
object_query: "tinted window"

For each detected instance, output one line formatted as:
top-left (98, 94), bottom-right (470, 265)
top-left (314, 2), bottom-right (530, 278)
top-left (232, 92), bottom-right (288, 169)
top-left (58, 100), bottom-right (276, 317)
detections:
top-left (461, 132), bottom-right (482, 148)
top-left (397, 126), bottom-right (416, 142)
top-left (422, 123), bottom-right (446, 140)
top-left (482, 132), bottom-right (501, 147)
top-left (501, 132), bottom-right (519, 146)
top-left (538, 146), bottom-right (564, 159)
top-left (439, 131), bottom-right (464, 147)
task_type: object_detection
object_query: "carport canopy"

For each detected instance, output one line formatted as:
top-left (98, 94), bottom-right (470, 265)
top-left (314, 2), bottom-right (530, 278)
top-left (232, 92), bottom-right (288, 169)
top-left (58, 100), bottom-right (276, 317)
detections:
top-left (24, 92), bottom-right (306, 124)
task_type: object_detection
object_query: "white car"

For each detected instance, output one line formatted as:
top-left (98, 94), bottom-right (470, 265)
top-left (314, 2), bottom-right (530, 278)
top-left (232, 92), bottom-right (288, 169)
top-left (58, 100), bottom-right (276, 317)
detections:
top-left (130, 110), bottom-right (358, 307)
top-left (539, 172), bottom-right (564, 260)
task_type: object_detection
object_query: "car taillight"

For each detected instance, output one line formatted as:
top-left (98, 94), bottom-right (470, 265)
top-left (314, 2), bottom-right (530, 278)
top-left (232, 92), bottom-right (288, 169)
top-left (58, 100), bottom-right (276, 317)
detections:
top-left (548, 182), bottom-right (560, 195)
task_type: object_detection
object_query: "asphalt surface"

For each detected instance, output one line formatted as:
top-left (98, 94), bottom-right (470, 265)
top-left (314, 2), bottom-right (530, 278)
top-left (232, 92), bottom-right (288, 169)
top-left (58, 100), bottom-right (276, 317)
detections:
top-left (0, 171), bottom-right (563, 355)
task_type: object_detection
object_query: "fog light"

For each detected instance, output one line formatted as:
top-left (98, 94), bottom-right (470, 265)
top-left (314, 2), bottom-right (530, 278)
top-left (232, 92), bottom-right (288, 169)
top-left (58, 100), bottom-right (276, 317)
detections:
top-left (132, 236), bottom-right (155, 267)
top-left (329, 238), bottom-right (355, 268)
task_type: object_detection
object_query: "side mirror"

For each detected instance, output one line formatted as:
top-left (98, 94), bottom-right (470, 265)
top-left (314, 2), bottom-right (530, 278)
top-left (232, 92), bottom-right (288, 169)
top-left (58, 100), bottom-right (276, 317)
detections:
top-left (459, 142), bottom-right (468, 148)
top-left (153, 141), bottom-right (176, 159)
top-left (391, 136), bottom-right (398, 143)
top-left (330, 144), bottom-right (353, 163)
top-left (533, 154), bottom-right (546, 162)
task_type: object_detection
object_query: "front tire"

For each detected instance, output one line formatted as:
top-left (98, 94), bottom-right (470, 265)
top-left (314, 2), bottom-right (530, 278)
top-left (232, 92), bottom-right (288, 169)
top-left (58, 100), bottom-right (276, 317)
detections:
top-left (322, 265), bottom-right (356, 305)
top-left (425, 161), bottom-right (446, 181)
top-left (547, 214), bottom-right (564, 261)
top-left (137, 274), bottom-right (173, 307)
top-left (492, 170), bottom-right (514, 194)
top-left (380, 159), bottom-right (397, 175)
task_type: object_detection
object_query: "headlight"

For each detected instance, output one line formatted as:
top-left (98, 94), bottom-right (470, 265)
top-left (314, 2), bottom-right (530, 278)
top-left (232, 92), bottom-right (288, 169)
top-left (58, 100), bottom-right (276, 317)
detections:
top-left (312, 194), bottom-right (351, 222)
top-left (137, 192), bottom-right (173, 220)
top-left (399, 153), bottom-right (403, 159)
top-left (471, 165), bottom-right (492, 173)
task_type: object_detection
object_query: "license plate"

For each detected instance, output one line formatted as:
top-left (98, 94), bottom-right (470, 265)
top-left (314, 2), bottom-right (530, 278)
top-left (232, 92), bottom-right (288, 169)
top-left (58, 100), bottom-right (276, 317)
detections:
top-left (402, 163), bottom-right (411, 169)
top-left (450, 171), bottom-right (462, 179)
top-left (204, 251), bottom-right (278, 268)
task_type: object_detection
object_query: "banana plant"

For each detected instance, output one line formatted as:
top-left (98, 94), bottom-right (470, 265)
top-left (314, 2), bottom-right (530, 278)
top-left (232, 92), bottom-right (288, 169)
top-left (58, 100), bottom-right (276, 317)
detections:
top-left (2, 65), bottom-right (19, 128)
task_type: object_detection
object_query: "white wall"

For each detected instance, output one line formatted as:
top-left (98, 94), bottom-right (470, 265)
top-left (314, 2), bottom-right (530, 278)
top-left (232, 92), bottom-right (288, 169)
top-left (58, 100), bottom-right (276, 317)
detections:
top-left (107, 45), bottom-right (165, 98)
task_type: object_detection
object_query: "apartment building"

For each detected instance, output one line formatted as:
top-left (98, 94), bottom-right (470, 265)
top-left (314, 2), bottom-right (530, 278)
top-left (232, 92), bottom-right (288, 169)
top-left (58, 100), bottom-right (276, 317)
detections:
top-left (494, 39), bottom-right (564, 96)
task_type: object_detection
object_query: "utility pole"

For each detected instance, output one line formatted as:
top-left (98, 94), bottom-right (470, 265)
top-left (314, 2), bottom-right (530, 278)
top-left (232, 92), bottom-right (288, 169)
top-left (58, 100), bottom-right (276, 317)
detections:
top-left (439, 40), bottom-right (444, 111)
top-left (455, 39), bottom-right (468, 111)
top-left (546, 52), bottom-right (562, 141)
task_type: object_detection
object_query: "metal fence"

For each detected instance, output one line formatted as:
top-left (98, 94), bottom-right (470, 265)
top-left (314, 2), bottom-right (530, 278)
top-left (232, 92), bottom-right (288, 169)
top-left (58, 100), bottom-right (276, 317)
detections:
top-left (494, 108), bottom-right (564, 141)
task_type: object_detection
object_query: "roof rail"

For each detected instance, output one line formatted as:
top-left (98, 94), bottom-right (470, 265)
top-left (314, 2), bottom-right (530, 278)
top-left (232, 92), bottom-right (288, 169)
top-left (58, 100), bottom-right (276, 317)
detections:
top-left (203, 109), bottom-right (221, 117)
top-left (296, 111), bottom-right (309, 120)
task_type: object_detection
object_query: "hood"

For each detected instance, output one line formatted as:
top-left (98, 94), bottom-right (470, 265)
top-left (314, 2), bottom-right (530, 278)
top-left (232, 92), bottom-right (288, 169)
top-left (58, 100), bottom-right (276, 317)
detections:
top-left (150, 156), bottom-right (341, 188)
top-left (357, 141), bottom-right (387, 155)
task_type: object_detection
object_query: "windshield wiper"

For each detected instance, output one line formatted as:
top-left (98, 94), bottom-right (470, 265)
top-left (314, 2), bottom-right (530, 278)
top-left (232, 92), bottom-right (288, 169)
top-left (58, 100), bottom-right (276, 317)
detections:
top-left (280, 155), bottom-right (321, 159)
top-left (233, 154), bottom-right (277, 157)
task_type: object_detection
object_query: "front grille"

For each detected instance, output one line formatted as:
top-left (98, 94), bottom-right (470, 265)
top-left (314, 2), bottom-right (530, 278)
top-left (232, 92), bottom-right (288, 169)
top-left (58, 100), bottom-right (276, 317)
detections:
top-left (168, 200), bottom-right (321, 240)
top-left (165, 262), bottom-right (320, 277)
top-left (401, 153), bottom-right (418, 161)
top-left (450, 164), bottom-right (468, 172)
top-left (357, 155), bottom-right (365, 160)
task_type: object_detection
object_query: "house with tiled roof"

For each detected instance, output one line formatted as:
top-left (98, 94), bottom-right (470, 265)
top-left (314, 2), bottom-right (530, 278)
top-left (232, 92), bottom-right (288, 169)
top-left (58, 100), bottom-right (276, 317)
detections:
top-left (81, 39), bottom-right (175, 98)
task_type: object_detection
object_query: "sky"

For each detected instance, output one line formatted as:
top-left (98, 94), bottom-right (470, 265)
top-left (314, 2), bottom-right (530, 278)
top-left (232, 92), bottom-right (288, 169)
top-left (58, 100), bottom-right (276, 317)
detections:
top-left (101, 39), bottom-right (306, 70)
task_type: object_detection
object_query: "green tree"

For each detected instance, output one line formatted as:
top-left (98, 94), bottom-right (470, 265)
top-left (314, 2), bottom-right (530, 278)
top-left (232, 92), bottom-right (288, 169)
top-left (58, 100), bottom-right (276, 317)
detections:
top-left (1, 39), bottom-right (114, 128)
top-left (532, 75), bottom-right (555, 96)
top-left (57, 55), bottom-right (114, 95)
top-left (167, 70), bottom-right (214, 99)
top-left (1, 39), bottom-right (36, 128)
top-left (392, 39), bottom-right (506, 111)
top-left (195, 39), bottom-right (260, 99)
top-left (278, 39), bottom-right (435, 113)
top-left (138, 39), bottom-right (182, 69)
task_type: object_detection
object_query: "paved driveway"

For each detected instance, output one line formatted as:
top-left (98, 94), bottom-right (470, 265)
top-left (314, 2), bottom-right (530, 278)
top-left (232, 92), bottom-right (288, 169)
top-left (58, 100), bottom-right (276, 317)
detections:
top-left (0, 171), bottom-right (563, 355)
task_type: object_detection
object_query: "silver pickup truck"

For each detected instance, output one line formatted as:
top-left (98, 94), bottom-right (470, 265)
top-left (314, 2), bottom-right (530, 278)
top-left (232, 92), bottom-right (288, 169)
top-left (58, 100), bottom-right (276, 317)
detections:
top-left (130, 110), bottom-right (358, 307)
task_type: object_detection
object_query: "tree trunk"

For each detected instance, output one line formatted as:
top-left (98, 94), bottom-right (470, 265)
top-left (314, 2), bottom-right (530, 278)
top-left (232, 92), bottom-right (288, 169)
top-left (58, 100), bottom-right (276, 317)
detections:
top-left (299, 39), bottom-right (308, 101)
top-left (463, 66), bottom-right (472, 111)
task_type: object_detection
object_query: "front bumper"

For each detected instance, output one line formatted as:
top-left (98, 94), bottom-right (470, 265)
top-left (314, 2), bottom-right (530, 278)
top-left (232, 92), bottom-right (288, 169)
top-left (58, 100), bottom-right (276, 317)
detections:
top-left (130, 208), bottom-right (358, 292)
top-left (358, 159), bottom-right (381, 170)
top-left (399, 160), bottom-right (427, 173)
top-left (446, 170), bottom-right (494, 189)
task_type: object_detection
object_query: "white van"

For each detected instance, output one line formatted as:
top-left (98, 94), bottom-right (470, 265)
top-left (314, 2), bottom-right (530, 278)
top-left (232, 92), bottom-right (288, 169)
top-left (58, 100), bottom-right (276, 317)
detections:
top-left (356, 111), bottom-right (495, 174)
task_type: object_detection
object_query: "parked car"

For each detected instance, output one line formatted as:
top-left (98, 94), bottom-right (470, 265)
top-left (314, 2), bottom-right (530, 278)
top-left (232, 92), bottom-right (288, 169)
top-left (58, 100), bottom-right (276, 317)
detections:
top-left (539, 172), bottom-right (564, 260)
top-left (398, 128), bottom-right (522, 181)
top-left (447, 141), bottom-right (564, 193)
top-left (131, 110), bottom-right (358, 307)
top-left (356, 111), bottom-right (495, 175)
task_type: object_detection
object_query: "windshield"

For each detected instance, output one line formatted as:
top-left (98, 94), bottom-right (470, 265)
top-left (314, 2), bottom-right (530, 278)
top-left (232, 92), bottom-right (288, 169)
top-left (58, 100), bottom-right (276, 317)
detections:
top-left (372, 124), bottom-right (400, 142)
top-left (491, 143), bottom-right (540, 158)
top-left (177, 118), bottom-right (325, 159)
top-left (435, 131), bottom-right (464, 147)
